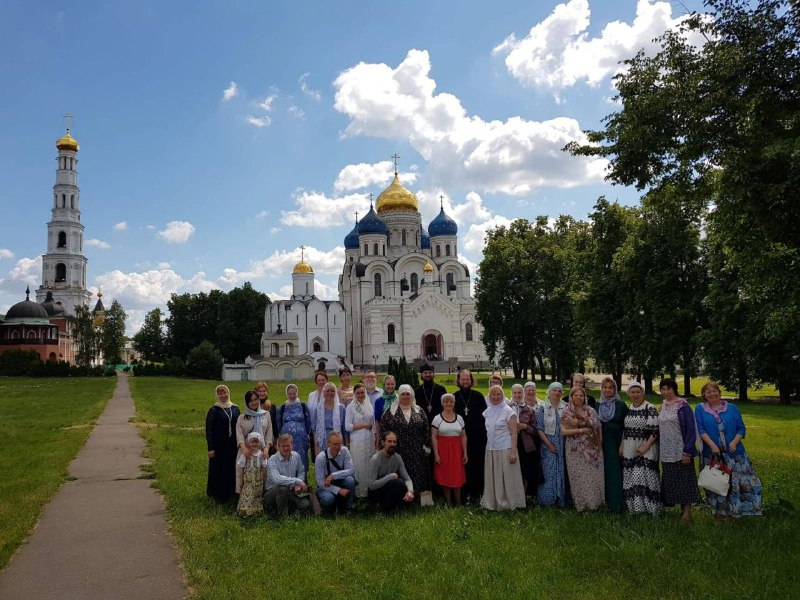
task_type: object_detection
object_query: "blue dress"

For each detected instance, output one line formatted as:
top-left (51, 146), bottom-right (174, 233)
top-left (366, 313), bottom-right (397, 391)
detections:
top-left (279, 402), bottom-right (312, 474)
top-left (537, 407), bottom-right (566, 506)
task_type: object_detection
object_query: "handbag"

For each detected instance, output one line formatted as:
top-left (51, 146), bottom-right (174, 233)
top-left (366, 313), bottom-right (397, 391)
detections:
top-left (698, 458), bottom-right (731, 496)
top-left (419, 490), bottom-right (434, 507)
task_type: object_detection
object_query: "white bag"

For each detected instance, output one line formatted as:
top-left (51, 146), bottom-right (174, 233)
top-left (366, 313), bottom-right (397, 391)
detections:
top-left (419, 490), bottom-right (434, 507)
top-left (698, 462), bottom-right (730, 496)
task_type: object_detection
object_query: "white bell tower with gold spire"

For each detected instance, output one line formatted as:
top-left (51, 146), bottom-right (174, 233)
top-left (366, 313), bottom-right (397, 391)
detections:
top-left (36, 115), bottom-right (91, 317)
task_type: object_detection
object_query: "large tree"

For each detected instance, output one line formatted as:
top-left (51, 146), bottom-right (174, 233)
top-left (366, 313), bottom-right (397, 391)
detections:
top-left (132, 307), bottom-right (166, 363)
top-left (568, 0), bottom-right (800, 401)
top-left (72, 304), bottom-right (98, 367)
top-left (100, 299), bottom-right (127, 365)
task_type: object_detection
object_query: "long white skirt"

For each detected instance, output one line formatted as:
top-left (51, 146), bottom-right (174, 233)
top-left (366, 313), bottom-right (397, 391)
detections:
top-left (350, 434), bottom-right (375, 498)
top-left (481, 449), bottom-right (526, 511)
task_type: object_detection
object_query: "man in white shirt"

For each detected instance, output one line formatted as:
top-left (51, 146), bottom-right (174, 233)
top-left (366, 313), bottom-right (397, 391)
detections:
top-left (264, 434), bottom-right (311, 517)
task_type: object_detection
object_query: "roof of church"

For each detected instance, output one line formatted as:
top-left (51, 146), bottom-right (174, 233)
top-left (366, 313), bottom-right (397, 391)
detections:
top-left (428, 206), bottom-right (458, 237)
top-left (6, 287), bottom-right (49, 321)
top-left (420, 225), bottom-right (431, 249)
top-left (357, 204), bottom-right (387, 235)
top-left (344, 219), bottom-right (360, 249)
top-left (376, 173), bottom-right (418, 214)
top-left (40, 290), bottom-right (65, 316)
top-left (56, 129), bottom-right (79, 152)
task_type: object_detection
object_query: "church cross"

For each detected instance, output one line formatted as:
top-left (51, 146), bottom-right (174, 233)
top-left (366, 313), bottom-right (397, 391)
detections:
top-left (369, 192), bottom-right (374, 206)
top-left (391, 153), bottom-right (400, 174)
top-left (300, 245), bottom-right (305, 261)
top-left (354, 210), bottom-right (359, 222)
top-left (63, 113), bottom-right (73, 132)
top-left (439, 195), bottom-right (445, 209)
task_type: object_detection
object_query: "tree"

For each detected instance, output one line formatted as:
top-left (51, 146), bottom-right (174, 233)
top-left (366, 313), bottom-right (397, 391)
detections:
top-left (186, 341), bottom-right (223, 380)
top-left (100, 300), bottom-right (127, 365)
top-left (216, 282), bottom-right (270, 362)
top-left (387, 356), bottom-right (419, 388)
top-left (72, 304), bottom-right (98, 367)
top-left (132, 307), bottom-right (166, 363)
top-left (568, 0), bottom-right (800, 402)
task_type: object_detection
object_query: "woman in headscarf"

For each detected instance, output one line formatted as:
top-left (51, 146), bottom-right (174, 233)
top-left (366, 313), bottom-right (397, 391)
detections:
top-left (345, 383), bottom-right (375, 497)
top-left (658, 377), bottom-right (700, 522)
top-left (205, 384), bottom-right (240, 503)
top-left (621, 381), bottom-right (662, 515)
top-left (597, 376), bottom-right (628, 513)
top-left (561, 386), bottom-right (604, 512)
top-left (277, 383), bottom-right (313, 475)
top-left (521, 381), bottom-right (543, 496)
top-left (313, 381), bottom-right (346, 457)
top-left (235, 390), bottom-right (273, 493)
top-left (536, 382), bottom-right (567, 506)
top-left (431, 393), bottom-right (467, 506)
top-left (373, 374), bottom-right (398, 444)
top-left (481, 385), bottom-right (526, 510)
top-left (380, 384), bottom-right (431, 498)
top-left (695, 382), bottom-right (762, 519)
top-left (570, 373), bottom-right (597, 409)
top-left (255, 381), bottom-right (278, 454)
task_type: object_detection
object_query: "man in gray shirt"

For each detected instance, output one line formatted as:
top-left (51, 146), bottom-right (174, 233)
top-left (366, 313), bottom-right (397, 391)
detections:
top-left (264, 433), bottom-right (311, 517)
top-left (366, 430), bottom-right (414, 512)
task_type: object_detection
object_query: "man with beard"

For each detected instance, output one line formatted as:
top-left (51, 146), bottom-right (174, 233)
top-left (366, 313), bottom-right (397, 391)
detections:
top-left (414, 363), bottom-right (446, 421)
top-left (365, 431), bottom-right (414, 512)
top-left (453, 369), bottom-right (487, 503)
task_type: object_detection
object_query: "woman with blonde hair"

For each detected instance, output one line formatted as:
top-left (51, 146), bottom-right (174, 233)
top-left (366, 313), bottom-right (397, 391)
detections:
top-left (313, 381), bottom-right (346, 456)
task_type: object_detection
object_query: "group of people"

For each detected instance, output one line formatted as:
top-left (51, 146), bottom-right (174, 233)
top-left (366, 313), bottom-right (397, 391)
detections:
top-left (205, 366), bottom-right (762, 521)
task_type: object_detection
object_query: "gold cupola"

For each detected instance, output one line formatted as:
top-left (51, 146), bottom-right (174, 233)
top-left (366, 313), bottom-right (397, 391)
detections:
top-left (423, 261), bottom-right (434, 273)
top-left (292, 260), bottom-right (313, 274)
top-left (56, 129), bottom-right (79, 152)
top-left (376, 161), bottom-right (418, 213)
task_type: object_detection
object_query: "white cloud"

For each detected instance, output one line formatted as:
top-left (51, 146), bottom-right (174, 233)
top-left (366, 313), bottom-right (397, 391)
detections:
top-left (0, 249), bottom-right (14, 260)
top-left (280, 190), bottom-right (368, 227)
top-left (4, 256), bottom-right (41, 287)
top-left (334, 161), bottom-right (418, 192)
top-left (334, 49), bottom-right (607, 195)
top-left (462, 215), bottom-right (514, 253)
top-left (113, 221), bottom-right (128, 231)
top-left (269, 227), bottom-right (281, 234)
top-left (299, 72), bottom-right (321, 101)
top-left (246, 115), bottom-right (272, 128)
top-left (259, 94), bottom-right (278, 111)
top-left (157, 262), bottom-right (172, 269)
top-left (216, 246), bottom-right (345, 287)
top-left (288, 105), bottom-right (305, 119)
top-left (451, 191), bottom-right (492, 225)
top-left (157, 221), bottom-right (195, 244)
top-left (93, 268), bottom-right (218, 311)
top-left (222, 81), bottom-right (239, 101)
top-left (493, 0), bottom-right (693, 94)
top-left (255, 210), bottom-right (269, 220)
top-left (85, 238), bottom-right (111, 249)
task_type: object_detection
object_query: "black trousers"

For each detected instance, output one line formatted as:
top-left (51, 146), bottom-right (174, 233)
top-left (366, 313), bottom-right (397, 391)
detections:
top-left (368, 479), bottom-right (408, 512)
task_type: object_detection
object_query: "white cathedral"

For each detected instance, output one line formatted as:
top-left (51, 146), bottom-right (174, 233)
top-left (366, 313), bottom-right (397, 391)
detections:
top-left (226, 162), bottom-right (488, 380)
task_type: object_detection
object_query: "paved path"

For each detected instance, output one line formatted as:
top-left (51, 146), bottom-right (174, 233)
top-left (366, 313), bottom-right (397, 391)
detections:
top-left (0, 373), bottom-right (187, 600)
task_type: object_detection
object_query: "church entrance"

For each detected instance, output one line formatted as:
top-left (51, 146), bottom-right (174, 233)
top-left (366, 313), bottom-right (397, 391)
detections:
top-left (422, 332), bottom-right (443, 361)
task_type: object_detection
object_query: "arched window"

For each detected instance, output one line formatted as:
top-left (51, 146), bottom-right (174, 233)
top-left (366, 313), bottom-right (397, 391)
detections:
top-left (11, 330), bottom-right (20, 339)
top-left (374, 273), bottom-right (382, 297)
top-left (55, 263), bottom-right (67, 283)
top-left (388, 324), bottom-right (395, 344)
top-left (305, 282), bottom-right (309, 295)
top-left (315, 314), bottom-right (318, 326)
top-left (465, 322), bottom-right (473, 341)
top-left (296, 314), bottom-right (299, 325)
top-left (61, 194), bottom-right (66, 208)
top-left (57, 231), bottom-right (67, 248)
top-left (27, 331), bottom-right (36, 339)
top-left (400, 277), bottom-right (408, 292)
top-left (436, 245), bottom-right (441, 257)
top-left (446, 244), bottom-right (451, 256)
top-left (410, 273), bottom-right (418, 293)
top-left (270, 343), bottom-right (279, 357)
top-left (446, 272), bottom-right (455, 296)
top-left (70, 195), bottom-right (75, 209)
top-left (48, 352), bottom-right (57, 362)
top-left (382, 244), bottom-right (386, 256)
top-left (402, 230), bottom-right (407, 246)
top-left (373, 242), bottom-right (378, 255)
top-left (363, 243), bottom-right (368, 255)
top-left (313, 342), bottom-right (321, 352)
top-left (285, 343), bottom-right (294, 356)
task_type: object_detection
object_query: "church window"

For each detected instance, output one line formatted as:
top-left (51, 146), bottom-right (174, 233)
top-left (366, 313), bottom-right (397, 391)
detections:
top-left (61, 194), bottom-right (66, 208)
top-left (382, 245), bottom-right (385, 255)
top-left (387, 324), bottom-right (395, 344)
top-left (296, 315), bottom-right (299, 326)
top-left (363, 243), bottom-right (368, 255)
top-left (373, 242), bottom-right (378, 255)
top-left (465, 323), bottom-right (473, 341)
top-left (285, 343), bottom-right (294, 356)
top-left (70, 195), bottom-right (74, 209)
top-left (416, 231), bottom-right (419, 246)
top-left (400, 278), bottom-right (408, 292)
top-left (446, 244), bottom-right (451, 256)
top-left (55, 263), bottom-right (67, 283)
top-left (446, 272), bottom-right (455, 296)
top-left (11, 330), bottom-right (20, 340)
top-left (315, 314), bottom-right (318, 326)
top-left (270, 343), bottom-right (279, 357)
top-left (305, 282), bottom-right (309, 295)
top-left (374, 273), bottom-right (382, 297)
top-left (57, 231), bottom-right (67, 248)
top-left (410, 273), bottom-right (418, 293)
top-left (333, 314), bottom-right (336, 325)
top-left (313, 342), bottom-right (321, 352)
top-left (402, 230), bottom-right (407, 246)
top-left (436, 245), bottom-right (441, 257)
top-left (27, 331), bottom-right (36, 339)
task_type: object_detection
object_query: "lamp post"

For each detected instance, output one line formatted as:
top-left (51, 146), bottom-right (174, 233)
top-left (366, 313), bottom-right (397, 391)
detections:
top-left (475, 354), bottom-right (480, 372)
top-left (373, 354), bottom-right (379, 372)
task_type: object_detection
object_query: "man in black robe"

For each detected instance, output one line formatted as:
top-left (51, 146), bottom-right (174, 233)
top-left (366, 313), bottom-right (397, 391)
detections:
top-left (453, 369), bottom-right (487, 504)
top-left (414, 363), bottom-right (446, 422)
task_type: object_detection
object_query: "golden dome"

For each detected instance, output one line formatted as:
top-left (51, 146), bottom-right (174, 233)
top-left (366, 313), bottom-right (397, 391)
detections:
top-left (56, 130), bottom-right (79, 152)
top-left (292, 260), bottom-right (314, 275)
top-left (376, 173), bottom-right (418, 214)
top-left (423, 261), bottom-right (433, 273)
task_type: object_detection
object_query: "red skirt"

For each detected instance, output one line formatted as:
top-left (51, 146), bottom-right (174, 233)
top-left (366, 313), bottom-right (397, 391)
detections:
top-left (435, 435), bottom-right (466, 488)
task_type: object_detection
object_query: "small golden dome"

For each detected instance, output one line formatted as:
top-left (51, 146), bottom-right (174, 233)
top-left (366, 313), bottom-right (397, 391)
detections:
top-left (97, 290), bottom-right (103, 298)
top-left (376, 174), bottom-right (418, 214)
top-left (292, 260), bottom-right (314, 275)
top-left (423, 261), bottom-right (433, 273)
top-left (56, 130), bottom-right (79, 152)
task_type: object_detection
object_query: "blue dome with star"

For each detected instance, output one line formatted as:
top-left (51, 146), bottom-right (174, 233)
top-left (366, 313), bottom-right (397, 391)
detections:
top-left (428, 207), bottom-right (458, 237)
top-left (420, 225), bottom-right (431, 249)
top-left (358, 205), bottom-right (388, 235)
top-left (344, 220), bottom-right (360, 249)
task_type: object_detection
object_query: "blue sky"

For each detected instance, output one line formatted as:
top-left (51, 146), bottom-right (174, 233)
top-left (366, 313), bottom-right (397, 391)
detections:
top-left (0, 0), bottom-right (705, 332)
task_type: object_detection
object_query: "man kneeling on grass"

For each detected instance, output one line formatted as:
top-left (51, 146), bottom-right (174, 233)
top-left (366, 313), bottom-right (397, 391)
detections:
top-left (264, 433), bottom-right (312, 517)
top-left (365, 431), bottom-right (414, 512)
top-left (314, 431), bottom-right (356, 515)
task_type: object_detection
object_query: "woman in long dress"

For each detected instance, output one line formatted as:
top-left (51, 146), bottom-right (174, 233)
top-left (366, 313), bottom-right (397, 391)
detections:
top-left (380, 384), bottom-right (431, 497)
top-left (621, 381), bottom-right (662, 515)
top-left (598, 376), bottom-right (628, 512)
top-left (312, 382), bottom-right (346, 456)
top-left (537, 382), bottom-right (567, 506)
top-left (345, 383), bottom-right (375, 498)
top-left (277, 383), bottom-right (312, 475)
top-left (481, 385), bottom-right (526, 510)
top-left (561, 386), bottom-right (604, 512)
top-left (205, 384), bottom-right (240, 503)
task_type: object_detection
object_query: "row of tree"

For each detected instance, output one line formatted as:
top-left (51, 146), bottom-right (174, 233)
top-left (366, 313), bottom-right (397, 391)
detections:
top-left (72, 299), bottom-right (127, 367)
top-left (476, 0), bottom-right (799, 403)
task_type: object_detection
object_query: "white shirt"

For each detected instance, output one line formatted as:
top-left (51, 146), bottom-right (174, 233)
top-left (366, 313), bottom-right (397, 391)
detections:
top-left (483, 404), bottom-right (515, 451)
top-left (431, 413), bottom-right (465, 437)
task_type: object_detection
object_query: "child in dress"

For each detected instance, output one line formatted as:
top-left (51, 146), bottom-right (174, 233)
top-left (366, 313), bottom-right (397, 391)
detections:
top-left (236, 432), bottom-right (267, 517)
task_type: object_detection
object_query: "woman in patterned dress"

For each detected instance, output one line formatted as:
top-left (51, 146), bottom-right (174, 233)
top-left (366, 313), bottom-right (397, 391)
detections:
top-left (277, 383), bottom-right (313, 475)
top-left (620, 381), bottom-right (662, 515)
top-left (536, 382), bottom-right (567, 506)
top-left (695, 382), bottom-right (762, 518)
top-left (345, 383), bottom-right (375, 497)
top-left (380, 384), bottom-right (431, 498)
top-left (561, 386), bottom-right (604, 512)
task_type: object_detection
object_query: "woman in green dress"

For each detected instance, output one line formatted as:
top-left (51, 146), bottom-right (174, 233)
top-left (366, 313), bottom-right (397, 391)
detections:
top-left (598, 376), bottom-right (628, 512)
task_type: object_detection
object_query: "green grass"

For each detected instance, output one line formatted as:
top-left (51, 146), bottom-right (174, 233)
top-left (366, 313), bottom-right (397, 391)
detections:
top-left (0, 376), bottom-right (116, 568)
top-left (131, 376), bottom-right (799, 600)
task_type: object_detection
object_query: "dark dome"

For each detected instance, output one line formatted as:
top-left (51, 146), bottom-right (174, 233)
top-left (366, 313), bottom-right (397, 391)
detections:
top-left (344, 220), bottom-right (360, 250)
top-left (357, 205), bottom-right (388, 235)
top-left (420, 225), bottom-right (431, 249)
top-left (7, 298), bottom-right (49, 320)
top-left (428, 207), bottom-right (458, 237)
top-left (40, 291), bottom-right (65, 316)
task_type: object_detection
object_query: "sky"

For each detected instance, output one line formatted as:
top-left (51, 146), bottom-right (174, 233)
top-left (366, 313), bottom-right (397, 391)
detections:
top-left (0, 0), bottom-right (706, 333)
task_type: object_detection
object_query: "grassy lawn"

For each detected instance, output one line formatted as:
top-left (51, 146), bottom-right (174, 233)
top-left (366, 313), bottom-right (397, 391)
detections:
top-left (130, 375), bottom-right (799, 600)
top-left (0, 376), bottom-right (116, 568)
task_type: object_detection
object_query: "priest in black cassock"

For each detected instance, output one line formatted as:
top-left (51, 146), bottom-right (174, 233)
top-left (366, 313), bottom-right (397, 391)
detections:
top-left (453, 369), bottom-right (487, 503)
top-left (415, 363), bottom-right (446, 422)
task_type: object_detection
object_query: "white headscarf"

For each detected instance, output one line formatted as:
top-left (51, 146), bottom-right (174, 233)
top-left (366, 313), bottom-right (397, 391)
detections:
top-left (390, 384), bottom-right (421, 415)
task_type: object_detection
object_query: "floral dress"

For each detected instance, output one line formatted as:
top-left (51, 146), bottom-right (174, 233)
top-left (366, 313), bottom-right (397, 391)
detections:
top-left (536, 402), bottom-right (566, 506)
top-left (236, 454), bottom-right (265, 517)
